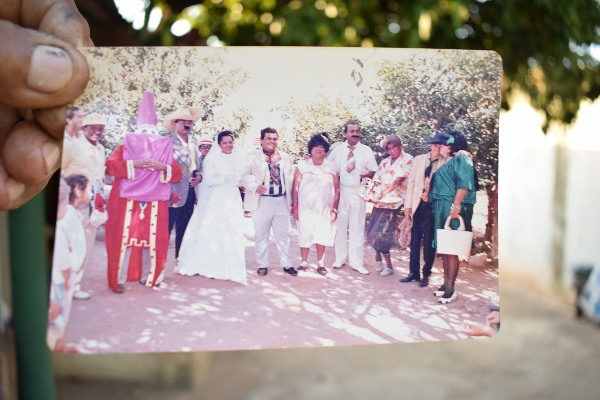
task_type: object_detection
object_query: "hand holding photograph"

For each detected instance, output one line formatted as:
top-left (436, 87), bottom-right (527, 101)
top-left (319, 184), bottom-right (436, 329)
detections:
top-left (48, 47), bottom-right (501, 353)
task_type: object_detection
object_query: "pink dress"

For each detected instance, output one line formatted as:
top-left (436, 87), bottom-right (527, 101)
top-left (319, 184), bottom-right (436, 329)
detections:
top-left (297, 158), bottom-right (338, 247)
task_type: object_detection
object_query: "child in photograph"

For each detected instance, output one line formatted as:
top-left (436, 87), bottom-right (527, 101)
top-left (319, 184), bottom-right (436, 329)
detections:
top-left (47, 175), bottom-right (90, 351)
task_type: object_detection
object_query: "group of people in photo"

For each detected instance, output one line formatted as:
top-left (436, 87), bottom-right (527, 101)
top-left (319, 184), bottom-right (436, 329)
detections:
top-left (48, 90), bottom-right (481, 349)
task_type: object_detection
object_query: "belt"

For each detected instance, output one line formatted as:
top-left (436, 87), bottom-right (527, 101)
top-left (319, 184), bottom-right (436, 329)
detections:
top-left (264, 193), bottom-right (285, 197)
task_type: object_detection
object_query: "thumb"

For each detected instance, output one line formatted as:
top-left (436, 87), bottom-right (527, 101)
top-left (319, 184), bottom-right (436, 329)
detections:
top-left (0, 19), bottom-right (88, 109)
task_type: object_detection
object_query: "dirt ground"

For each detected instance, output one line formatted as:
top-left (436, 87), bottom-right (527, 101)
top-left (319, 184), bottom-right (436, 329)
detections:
top-left (60, 210), bottom-right (498, 354)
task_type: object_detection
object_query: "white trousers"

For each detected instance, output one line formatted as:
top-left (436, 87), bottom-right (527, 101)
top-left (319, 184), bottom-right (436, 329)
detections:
top-left (253, 196), bottom-right (293, 270)
top-left (75, 205), bottom-right (96, 292)
top-left (334, 186), bottom-right (366, 268)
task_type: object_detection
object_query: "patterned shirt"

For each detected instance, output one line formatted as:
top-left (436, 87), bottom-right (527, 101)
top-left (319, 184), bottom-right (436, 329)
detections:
top-left (371, 151), bottom-right (414, 209)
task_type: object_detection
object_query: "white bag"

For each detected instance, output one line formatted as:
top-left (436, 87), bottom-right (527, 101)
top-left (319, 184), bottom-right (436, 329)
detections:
top-left (436, 216), bottom-right (473, 256)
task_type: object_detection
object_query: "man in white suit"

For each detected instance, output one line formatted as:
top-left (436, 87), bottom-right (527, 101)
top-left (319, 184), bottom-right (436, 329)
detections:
top-left (327, 120), bottom-right (378, 275)
top-left (243, 127), bottom-right (297, 277)
top-left (401, 132), bottom-right (446, 286)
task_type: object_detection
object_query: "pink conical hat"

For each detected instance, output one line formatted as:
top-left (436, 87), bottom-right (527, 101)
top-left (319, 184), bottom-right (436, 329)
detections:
top-left (136, 91), bottom-right (158, 130)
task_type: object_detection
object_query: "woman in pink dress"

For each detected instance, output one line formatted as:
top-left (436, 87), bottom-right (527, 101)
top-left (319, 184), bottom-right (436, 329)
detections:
top-left (291, 133), bottom-right (340, 275)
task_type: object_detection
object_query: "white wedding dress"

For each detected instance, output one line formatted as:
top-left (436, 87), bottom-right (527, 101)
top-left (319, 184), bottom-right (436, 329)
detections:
top-left (177, 146), bottom-right (247, 284)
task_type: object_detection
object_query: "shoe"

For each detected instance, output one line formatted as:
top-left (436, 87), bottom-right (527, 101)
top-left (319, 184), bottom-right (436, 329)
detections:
top-left (419, 276), bottom-right (430, 287)
top-left (351, 265), bottom-right (369, 275)
top-left (283, 267), bottom-right (298, 276)
top-left (375, 261), bottom-right (384, 272)
top-left (438, 291), bottom-right (458, 304)
top-left (332, 263), bottom-right (344, 269)
top-left (297, 263), bottom-right (308, 271)
top-left (113, 285), bottom-right (125, 294)
top-left (434, 284), bottom-right (448, 297)
top-left (399, 273), bottom-right (419, 283)
top-left (316, 266), bottom-right (328, 276)
top-left (379, 267), bottom-right (394, 277)
top-left (73, 290), bottom-right (90, 300)
top-left (257, 268), bottom-right (268, 276)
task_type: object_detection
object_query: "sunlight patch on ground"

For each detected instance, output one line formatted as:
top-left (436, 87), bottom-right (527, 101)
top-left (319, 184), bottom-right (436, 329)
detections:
top-left (268, 291), bottom-right (302, 308)
top-left (420, 314), bottom-right (453, 330)
top-left (78, 338), bottom-right (112, 352)
top-left (314, 337), bottom-right (336, 346)
top-left (302, 300), bottom-right (326, 315)
top-left (366, 305), bottom-right (415, 341)
top-left (146, 307), bottom-right (162, 314)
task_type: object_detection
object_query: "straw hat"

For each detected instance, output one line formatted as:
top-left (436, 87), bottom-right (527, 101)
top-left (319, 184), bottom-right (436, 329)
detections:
top-left (163, 107), bottom-right (204, 133)
top-left (82, 112), bottom-right (106, 127)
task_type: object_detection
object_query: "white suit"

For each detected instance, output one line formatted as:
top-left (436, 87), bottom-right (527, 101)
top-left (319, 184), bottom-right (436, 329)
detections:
top-left (242, 149), bottom-right (294, 270)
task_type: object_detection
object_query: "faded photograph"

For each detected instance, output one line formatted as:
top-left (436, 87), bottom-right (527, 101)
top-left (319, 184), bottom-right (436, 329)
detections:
top-left (49, 47), bottom-right (501, 353)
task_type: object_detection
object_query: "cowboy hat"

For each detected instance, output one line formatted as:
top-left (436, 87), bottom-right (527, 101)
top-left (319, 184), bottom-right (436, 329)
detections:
top-left (163, 107), bottom-right (204, 133)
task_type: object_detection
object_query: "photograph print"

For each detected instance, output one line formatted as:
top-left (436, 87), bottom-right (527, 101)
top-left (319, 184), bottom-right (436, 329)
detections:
top-left (49, 46), bottom-right (502, 353)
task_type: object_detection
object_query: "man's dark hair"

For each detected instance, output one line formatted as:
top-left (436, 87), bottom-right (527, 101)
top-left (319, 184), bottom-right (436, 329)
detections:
top-left (344, 120), bottom-right (361, 133)
top-left (66, 106), bottom-right (80, 122)
top-left (260, 127), bottom-right (278, 140)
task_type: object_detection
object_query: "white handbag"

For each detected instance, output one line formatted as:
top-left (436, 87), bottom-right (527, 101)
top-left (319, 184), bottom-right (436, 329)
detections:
top-left (436, 215), bottom-right (473, 256)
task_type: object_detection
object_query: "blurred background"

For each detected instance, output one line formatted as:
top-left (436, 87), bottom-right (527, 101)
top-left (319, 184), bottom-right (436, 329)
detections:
top-left (1, 0), bottom-right (599, 399)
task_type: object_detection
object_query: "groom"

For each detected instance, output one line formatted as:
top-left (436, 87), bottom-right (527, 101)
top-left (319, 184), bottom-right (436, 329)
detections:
top-left (243, 127), bottom-right (297, 277)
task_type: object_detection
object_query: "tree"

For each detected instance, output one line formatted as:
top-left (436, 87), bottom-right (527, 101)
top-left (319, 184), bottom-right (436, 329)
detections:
top-left (75, 47), bottom-right (250, 152)
top-left (76, 0), bottom-right (599, 130)
top-left (361, 50), bottom-right (501, 255)
top-left (275, 95), bottom-right (356, 159)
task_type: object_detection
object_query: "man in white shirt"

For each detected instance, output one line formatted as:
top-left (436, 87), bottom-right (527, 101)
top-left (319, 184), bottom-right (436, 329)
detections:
top-left (61, 112), bottom-right (107, 299)
top-left (327, 121), bottom-right (378, 274)
top-left (64, 106), bottom-right (83, 142)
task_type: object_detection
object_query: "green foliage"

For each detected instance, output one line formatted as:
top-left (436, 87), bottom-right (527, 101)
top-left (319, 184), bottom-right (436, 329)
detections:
top-left (76, 47), bottom-right (250, 153)
top-left (134, 0), bottom-right (599, 130)
top-left (365, 50), bottom-right (502, 186)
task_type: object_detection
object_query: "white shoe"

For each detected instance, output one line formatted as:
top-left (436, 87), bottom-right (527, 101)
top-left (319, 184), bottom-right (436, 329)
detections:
top-left (375, 261), bottom-right (384, 272)
top-left (332, 263), bottom-right (344, 269)
top-left (351, 265), bottom-right (369, 275)
top-left (438, 291), bottom-right (458, 304)
top-left (73, 290), bottom-right (90, 300)
top-left (379, 267), bottom-right (394, 277)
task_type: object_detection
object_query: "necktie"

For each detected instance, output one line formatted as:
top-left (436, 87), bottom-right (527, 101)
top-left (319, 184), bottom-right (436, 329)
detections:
top-left (346, 146), bottom-right (355, 173)
top-left (424, 158), bottom-right (438, 194)
top-left (265, 152), bottom-right (281, 186)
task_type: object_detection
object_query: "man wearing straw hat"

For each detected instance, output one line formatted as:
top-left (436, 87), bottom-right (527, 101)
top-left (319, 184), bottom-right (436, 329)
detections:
top-left (163, 106), bottom-right (204, 258)
top-left (61, 112), bottom-right (107, 300)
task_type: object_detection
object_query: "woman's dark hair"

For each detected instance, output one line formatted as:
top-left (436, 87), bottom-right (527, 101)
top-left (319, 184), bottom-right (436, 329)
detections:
top-left (446, 131), bottom-right (480, 191)
top-left (444, 131), bottom-right (469, 155)
top-left (63, 174), bottom-right (89, 204)
top-left (308, 133), bottom-right (330, 154)
top-left (217, 130), bottom-right (234, 144)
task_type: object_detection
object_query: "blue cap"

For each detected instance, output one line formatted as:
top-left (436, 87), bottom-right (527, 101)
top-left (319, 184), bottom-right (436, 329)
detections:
top-left (427, 132), bottom-right (449, 144)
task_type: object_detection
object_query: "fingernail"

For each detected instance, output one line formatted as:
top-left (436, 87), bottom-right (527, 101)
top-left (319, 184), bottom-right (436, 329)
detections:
top-left (28, 45), bottom-right (73, 93)
top-left (43, 142), bottom-right (61, 171)
top-left (7, 178), bottom-right (26, 203)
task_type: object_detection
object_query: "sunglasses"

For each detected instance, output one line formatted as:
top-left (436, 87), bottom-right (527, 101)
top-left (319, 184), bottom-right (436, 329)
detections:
top-left (199, 145), bottom-right (212, 149)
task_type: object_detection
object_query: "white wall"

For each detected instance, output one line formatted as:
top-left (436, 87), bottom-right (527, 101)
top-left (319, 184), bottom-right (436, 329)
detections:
top-left (499, 97), bottom-right (600, 297)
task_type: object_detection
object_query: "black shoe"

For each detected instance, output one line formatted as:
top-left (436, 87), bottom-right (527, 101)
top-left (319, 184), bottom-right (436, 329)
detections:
top-left (283, 267), bottom-right (298, 276)
top-left (257, 267), bottom-right (268, 276)
top-left (400, 273), bottom-right (420, 283)
top-left (418, 276), bottom-right (430, 287)
top-left (113, 284), bottom-right (125, 294)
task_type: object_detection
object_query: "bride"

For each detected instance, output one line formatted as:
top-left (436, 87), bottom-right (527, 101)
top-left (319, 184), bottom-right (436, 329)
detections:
top-left (177, 130), bottom-right (247, 284)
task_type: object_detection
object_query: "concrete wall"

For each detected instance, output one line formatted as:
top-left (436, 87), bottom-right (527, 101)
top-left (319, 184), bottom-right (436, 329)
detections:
top-left (499, 98), bottom-right (600, 297)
